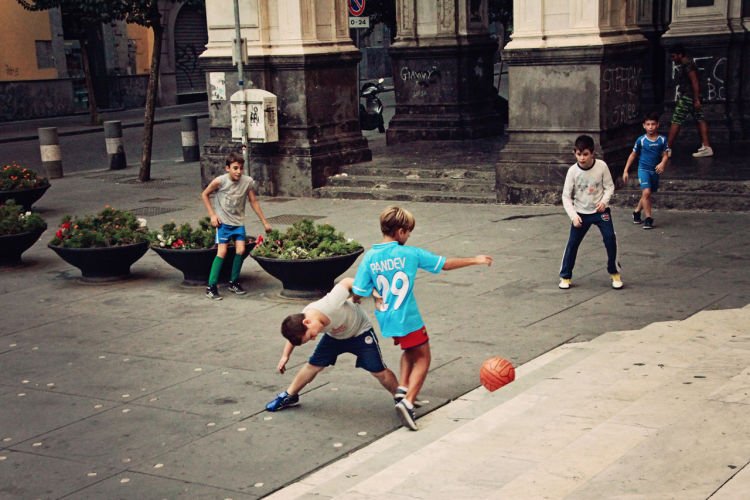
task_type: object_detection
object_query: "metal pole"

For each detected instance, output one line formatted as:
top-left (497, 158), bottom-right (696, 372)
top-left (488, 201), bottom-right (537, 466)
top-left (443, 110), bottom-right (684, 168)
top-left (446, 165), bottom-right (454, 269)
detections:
top-left (38, 127), bottom-right (63, 178)
top-left (233, 0), bottom-right (249, 170)
top-left (180, 115), bottom-right (200, 162)
top-left (103, 120), bottom-right (126, 170)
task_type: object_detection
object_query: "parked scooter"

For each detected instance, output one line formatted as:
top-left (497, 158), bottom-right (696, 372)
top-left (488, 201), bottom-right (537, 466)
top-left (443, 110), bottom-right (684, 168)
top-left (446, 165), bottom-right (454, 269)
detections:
top-left (359, 78), bottom-right (393, 133)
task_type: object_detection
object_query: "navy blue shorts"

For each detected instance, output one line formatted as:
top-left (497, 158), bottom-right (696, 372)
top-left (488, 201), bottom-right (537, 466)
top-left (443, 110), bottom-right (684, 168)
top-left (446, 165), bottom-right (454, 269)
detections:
top-left (309, 328), bottom-right (387, 373)
top-left (638, 170), bottom-right (660, 193)
top-left (216, 224), bottom-right (246, 244)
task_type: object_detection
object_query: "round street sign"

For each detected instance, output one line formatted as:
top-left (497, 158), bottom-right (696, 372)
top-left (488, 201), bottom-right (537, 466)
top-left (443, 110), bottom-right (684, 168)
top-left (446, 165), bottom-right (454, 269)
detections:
top-left (349, 0), bottom-right (366, 17)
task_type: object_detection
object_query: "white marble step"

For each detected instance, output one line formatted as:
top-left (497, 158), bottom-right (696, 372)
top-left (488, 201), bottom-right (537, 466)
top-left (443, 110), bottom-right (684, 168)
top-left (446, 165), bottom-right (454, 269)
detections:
top-left (268, 306), bottom-right (750, 499)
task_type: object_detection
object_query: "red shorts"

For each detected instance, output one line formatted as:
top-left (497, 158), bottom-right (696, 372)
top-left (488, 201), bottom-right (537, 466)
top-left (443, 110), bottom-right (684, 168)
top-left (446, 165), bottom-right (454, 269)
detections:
top-left (393, 326), bottom-right (429, 350)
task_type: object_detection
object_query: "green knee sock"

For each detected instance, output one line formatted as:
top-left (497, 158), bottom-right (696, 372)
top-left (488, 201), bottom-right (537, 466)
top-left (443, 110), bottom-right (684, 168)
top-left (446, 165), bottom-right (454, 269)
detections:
top-left (230, 253), bottom-right (243, 282)
top-left (208, 256), bottom-right (223, 286)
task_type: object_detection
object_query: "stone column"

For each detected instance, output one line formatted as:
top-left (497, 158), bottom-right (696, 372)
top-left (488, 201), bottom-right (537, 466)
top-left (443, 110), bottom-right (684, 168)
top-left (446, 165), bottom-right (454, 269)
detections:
top-left (635, 0), bottom-right (671, 112)
top-left (661, 0), bottom-right (746, 145)
top-left (199, 0), bottom-right (370, 197)
top-left (496, 0), bottom-right (648, 204)
top-left (385, 0), bottom-right (502, 144)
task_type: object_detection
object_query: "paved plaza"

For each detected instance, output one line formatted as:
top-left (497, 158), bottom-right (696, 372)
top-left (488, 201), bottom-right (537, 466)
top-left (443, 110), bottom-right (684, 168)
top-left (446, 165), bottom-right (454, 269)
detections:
top-left (1, 109), bottom-right (749, 498)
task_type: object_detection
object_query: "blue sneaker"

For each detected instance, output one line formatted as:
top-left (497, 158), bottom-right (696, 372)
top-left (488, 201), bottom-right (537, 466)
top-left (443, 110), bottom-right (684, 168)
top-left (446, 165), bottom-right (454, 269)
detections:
top-left (266, 391), bottom-right (299, 412)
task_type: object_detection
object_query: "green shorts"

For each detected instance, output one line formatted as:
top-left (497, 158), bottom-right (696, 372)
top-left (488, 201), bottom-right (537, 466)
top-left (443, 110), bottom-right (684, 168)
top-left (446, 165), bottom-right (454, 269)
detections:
top-left (672, 95), bottom-right (705, 125)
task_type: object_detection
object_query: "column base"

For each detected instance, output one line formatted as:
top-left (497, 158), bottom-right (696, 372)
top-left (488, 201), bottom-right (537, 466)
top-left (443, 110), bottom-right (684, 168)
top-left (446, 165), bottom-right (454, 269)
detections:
top-left (385, 39), bottom-right (503, 145)
top-left (199, 51), bottom-right (371, 196)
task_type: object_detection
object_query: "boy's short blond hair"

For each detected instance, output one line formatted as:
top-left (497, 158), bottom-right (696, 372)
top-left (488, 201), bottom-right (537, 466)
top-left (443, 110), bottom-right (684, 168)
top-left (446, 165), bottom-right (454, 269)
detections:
top-left (380, 206), bottom-right (416, 236)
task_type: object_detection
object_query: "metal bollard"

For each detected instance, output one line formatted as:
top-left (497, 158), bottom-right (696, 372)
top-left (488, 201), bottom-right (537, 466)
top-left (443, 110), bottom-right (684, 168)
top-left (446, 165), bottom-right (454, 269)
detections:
top-left (38, 127), bottom-right (63, 178)
top-left (180, 115), bottom-right (200, 162)
top-left (104, 120), bottom-right (126, 170)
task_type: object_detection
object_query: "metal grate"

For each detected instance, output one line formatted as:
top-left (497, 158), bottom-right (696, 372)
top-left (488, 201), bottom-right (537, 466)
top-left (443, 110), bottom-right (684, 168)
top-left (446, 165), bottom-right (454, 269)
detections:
top-left (139, 197), bottom-right (176, 203)
top-left (119, 177), bottom-right (179, 185)
top-left (84, 173), bottom-right (134, 181)
top-left (128, 206), bottom-right (184, 217)
top-left (262, 197), bottom-right (294, 203)
top-left (265, 214), bottom-right (325, 225)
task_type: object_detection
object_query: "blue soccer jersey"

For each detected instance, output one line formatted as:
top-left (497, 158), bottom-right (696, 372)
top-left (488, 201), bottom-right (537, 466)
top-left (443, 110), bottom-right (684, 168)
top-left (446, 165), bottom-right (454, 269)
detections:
top-left (633, 134), bottom-right (667, 172)
top-left (353, 242), bottom-right (445, 338)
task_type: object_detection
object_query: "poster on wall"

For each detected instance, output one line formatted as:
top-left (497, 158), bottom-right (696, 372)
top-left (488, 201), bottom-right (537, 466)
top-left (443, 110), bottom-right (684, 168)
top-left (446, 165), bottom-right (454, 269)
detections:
top-left (209, 72), bottom-right (226, 101)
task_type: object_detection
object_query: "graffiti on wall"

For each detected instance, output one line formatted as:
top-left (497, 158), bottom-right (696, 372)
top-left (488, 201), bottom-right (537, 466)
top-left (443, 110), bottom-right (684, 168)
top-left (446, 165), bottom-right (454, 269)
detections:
top-left (602, 64), bottom-right (642, 127)
top-left (671, 55), bottom-right (726, 102)
top-left (4, 65), bottom-right (20, 77)
top-left (399, 65), bottom-right (441, 99)
top-left (175, 43), bottom-right (204, 92)
top-left (0, 81), bottom-right (75, 122)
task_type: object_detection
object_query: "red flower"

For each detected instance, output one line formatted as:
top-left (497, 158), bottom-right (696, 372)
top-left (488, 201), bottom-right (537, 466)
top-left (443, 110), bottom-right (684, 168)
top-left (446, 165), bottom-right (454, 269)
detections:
top-left (56, 229), bottom-right (63, 238)
top-left (256, 234), bottom-right (264, 246)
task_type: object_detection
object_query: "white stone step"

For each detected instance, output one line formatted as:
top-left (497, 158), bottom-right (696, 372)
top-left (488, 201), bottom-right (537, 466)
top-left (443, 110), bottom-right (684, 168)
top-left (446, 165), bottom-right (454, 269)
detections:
top-left (268, 306), bottom-right (750, 499)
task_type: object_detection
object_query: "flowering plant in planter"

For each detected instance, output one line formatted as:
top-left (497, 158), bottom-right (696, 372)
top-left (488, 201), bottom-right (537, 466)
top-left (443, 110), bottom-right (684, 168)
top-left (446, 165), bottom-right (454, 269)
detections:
top-left (1, 163), bottom-right (49, 191)
top-left (49, 206), bottom-right (148, 248)
top-left (252, 219), bottom-right (362, 260)
top-left (0, 200), bottom-right (47, 235)
top-left (148, 217), bottom-right (218, 249)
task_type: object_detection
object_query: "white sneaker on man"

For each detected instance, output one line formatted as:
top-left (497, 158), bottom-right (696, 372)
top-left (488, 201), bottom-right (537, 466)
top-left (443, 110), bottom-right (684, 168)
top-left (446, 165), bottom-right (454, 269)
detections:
top-left (692, 145), bottom-right (714, 158)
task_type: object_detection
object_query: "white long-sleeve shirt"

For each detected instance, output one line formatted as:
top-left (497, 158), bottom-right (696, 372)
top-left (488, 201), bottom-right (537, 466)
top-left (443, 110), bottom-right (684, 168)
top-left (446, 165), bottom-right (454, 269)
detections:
top-left (561, 159), bottom-right (614, 221)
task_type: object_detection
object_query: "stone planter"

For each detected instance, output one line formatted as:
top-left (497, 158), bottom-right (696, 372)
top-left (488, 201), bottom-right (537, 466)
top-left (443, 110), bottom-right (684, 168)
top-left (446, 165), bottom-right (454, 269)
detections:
top-left (0, 227), bottom-right (46, 266)
top-left (251, 248), bottom-right (364, 299)
top-left (151, 240), bottom-right (255, 286)
top-left (0, 185), bottom-right (50, 211)
top-left (48, 241), bottom-right (149, 282)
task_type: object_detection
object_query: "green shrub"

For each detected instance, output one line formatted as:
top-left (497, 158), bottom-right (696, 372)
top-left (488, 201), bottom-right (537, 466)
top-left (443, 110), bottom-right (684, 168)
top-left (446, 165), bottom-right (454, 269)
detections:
top-left (49, 206), bottom-right (148, 248)
top-left (252, 219), bottom-right (361, 259)
top-left (0, 200), bottom-right (47, 236)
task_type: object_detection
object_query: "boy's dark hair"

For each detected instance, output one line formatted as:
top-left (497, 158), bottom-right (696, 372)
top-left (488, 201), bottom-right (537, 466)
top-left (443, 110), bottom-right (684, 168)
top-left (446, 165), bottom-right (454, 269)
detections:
top-left (670, 44), bottom-right (686, 56)
top-left (225, 151), bottom-right (245, 167)
top-left (380, 206), bottom-right (416, 236)
top-left (574, 135), bottom-right (595, 153)
top-left (281, 313), bottom-right (307, 346)
top-left (644, 111), bottom-right (661, 123)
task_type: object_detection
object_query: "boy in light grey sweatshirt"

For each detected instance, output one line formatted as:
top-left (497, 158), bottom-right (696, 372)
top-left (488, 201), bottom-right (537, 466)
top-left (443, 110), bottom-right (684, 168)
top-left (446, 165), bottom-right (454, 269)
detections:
top-left (558, 135), bottom-right (622, 290)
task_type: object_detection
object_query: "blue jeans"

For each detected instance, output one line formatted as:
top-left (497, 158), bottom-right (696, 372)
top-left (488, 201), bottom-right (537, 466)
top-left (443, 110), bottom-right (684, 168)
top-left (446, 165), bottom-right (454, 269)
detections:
top-left (560, 208), bottom-right (619, 279)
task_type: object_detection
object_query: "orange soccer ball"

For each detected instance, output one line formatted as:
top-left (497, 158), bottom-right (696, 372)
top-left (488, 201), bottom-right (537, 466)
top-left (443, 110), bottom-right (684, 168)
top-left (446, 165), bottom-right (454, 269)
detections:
top-left (480, 356), bottom-right (515, 392)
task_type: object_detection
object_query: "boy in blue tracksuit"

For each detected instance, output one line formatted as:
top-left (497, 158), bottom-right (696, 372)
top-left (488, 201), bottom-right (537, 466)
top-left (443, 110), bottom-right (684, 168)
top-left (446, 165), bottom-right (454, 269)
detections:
top-left (622, 112), bottom-right (669, 230)
top-left (353, 206), bottom-right (492, 431)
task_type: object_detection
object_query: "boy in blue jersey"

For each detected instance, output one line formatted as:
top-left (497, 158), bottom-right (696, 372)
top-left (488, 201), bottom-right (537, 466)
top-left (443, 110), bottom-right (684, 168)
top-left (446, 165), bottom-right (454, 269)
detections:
top-left (352, 206), bottom-right (493, 431)
top-left (622, 112), bottom-right (669, 230)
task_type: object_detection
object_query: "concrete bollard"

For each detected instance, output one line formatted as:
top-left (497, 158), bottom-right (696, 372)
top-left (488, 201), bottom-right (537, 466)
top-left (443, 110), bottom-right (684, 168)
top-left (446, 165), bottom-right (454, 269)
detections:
top-left (104, 120), bottom-right (127, 170)
top-left (38, 127), bottom-right (63, 178)
top-left (180, 115), bottom-right (200, 162)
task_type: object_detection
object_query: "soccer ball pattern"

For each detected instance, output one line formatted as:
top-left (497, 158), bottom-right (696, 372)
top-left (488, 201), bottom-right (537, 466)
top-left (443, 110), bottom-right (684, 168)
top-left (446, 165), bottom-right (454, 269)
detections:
top-left (480, 356), bottom-right (515, 392)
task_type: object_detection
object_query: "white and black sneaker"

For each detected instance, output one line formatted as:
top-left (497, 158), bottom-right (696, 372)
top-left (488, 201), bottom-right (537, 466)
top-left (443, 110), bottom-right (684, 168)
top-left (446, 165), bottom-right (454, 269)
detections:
top-left (227, 281), bottom-right (247, 295)
top-left (393, 387), bottom-right (423, 408)
top-left (205, 285), bottom-right (223, 300)
top-left (395, 400), bottom-right (418, 431)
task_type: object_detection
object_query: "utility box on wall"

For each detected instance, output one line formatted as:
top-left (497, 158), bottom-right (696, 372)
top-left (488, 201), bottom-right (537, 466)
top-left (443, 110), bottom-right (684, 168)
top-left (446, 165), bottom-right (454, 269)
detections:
top-left (230, 89), bottom-right (278, 143)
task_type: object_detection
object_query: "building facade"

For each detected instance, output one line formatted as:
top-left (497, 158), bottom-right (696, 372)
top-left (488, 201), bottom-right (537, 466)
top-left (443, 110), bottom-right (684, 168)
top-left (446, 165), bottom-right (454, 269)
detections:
top-left (0, 0), bottom-right (209, 122)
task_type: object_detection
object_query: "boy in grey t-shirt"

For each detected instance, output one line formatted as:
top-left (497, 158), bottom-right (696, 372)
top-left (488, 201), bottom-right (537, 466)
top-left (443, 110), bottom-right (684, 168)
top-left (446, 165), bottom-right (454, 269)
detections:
top-left (266, 277), bottom-right (399, 412)
top-left (201, 152), bottom-right (272, 300)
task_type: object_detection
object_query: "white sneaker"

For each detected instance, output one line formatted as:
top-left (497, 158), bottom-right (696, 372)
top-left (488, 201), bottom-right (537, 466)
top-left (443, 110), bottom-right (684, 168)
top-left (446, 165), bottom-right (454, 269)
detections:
top-left (692, 145), bottom-right (714, 158)
top-left (559, 278), bottom-right (571, 289)
top-left (611, 274), bottom-right (624, 289)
